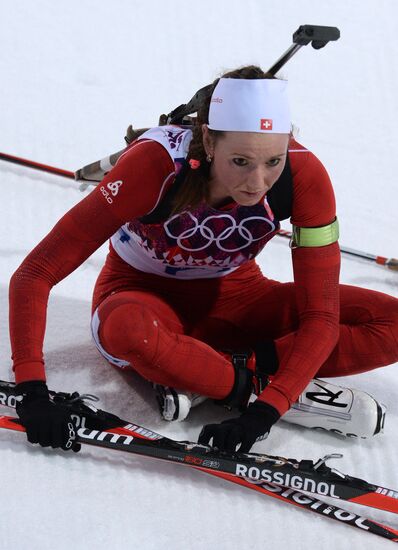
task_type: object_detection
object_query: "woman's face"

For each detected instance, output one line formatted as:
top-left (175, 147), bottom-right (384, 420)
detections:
top-left (203, 126), bottom-right (289, 207)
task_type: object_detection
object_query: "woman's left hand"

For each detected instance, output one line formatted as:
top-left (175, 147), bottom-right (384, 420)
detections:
top-left (198, 401), bottom-right (280, 453)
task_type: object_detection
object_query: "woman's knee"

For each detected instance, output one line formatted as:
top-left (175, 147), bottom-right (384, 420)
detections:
top-left (99, 300), bottom-right (161, 361)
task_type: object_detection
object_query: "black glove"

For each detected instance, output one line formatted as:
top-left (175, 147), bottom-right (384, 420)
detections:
top-left (16, 381), bottom-right (80, 452)
top-left (198, 401), bottom-right (280, 453)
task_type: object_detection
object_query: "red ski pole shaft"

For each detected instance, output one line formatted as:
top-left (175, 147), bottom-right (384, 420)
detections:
top-left (277, 230), bottom-right (398, 271)
top-left (0, 151), bottom-right (74, 179)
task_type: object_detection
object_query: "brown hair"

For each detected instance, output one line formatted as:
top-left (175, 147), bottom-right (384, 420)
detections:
top-left (170, 65), bottom-right (276, 214)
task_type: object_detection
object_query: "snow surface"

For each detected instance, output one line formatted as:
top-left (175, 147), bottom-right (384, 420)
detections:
top-left (1, 1), bottom-right (398, 549)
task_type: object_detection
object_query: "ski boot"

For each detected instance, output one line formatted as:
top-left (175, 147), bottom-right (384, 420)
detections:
top-left (153, 385), bottom-right (208, 421)
top-left (282, 378), bottom-right (386, 439)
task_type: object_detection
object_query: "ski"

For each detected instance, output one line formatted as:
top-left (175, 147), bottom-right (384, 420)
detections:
top-left (0, 379), bottom-right (397, 511)
top-left (1, 380), bottom-right (398, 542)
top-left (1, 416), bottom-right (398, 543)
top-left (206, 470), bottom-right (398, 543)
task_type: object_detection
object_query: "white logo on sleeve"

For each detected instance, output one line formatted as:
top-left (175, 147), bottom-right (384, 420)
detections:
top-left (107, 180), bottom-right (123, 196)
top-left (99, 180), bottom-right (123, 204)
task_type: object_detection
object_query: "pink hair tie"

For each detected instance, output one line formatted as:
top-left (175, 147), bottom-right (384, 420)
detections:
top-left (189, 159), bottom-right (201, 170)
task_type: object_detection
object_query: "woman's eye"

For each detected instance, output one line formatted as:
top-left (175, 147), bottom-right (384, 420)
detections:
top-left (267, 158), bottom-right (281, 167)
top-left (232, 158), bottom-right (248, 166)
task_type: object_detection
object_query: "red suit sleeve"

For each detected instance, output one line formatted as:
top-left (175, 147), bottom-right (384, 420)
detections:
top-left (258, 148), bottom-right (341, 415)
top-left (9, 140), bottom-right (175, 384)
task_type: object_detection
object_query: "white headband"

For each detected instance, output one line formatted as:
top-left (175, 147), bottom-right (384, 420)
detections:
top-left (208, 78), bottom-right (291, 134)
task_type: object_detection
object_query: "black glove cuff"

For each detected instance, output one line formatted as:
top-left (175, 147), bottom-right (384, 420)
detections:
top-left (16, 380), bottom-right (49, 401)
top-left (253, 340), bottom-right (279, 375)
top-left (246, 400), bottom-right (281, 425)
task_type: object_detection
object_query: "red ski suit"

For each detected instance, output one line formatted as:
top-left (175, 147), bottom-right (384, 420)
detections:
top-left (9, 133), bottom-right (398, 416)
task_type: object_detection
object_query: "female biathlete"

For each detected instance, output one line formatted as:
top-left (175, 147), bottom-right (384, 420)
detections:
top-left (10, 66), bottom-right (398, 453)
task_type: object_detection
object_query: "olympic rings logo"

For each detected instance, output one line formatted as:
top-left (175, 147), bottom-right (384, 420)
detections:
top-left (164, 212), bottom-right (275, 252)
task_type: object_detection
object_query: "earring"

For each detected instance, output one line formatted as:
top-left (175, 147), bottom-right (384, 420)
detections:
top-left (206, 153), bottom-right (213, 163)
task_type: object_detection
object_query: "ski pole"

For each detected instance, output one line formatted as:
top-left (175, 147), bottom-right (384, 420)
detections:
top-left (0, 151), bottom-right (74, 179)
top-left (1, 151), bottom-right (397, 271)
top-left (277, 229), bottom-right (398, 270)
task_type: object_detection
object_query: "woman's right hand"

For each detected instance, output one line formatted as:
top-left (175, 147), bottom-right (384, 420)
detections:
top-left (16, 381), bottom-right (80, 452)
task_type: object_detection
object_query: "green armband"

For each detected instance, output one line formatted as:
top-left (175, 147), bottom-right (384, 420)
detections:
top-left (291, 218), bottom-right (339, 248)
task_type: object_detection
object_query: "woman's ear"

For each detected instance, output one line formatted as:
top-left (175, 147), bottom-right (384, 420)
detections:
top-left (202, 124), bottom-right (214, 157)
